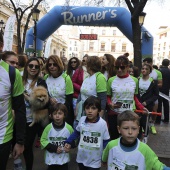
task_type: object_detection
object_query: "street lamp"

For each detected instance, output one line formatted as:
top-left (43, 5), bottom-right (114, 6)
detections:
top-left (139, 12), bottom-right (146, 26)
top-left (32, 8), bottom-right (40, 57)
top-left (0, 20), bottom-right (5, 35)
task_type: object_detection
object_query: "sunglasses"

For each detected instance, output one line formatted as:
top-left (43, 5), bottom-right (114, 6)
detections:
top-left (6, 60), bottom-right (18, 66)
top-left (48, 63), bottom-right (58, 67)
top-left (82, 60), bottom-right (86, 62)
top-left (115, 66), bottom-right (126, 70)
top-left (28, 64), bottom-right (40, 70)
top-left (71, 61), bottom-right (77, 64)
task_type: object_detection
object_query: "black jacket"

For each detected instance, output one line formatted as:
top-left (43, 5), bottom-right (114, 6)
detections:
top-left (159, 66), bottom-right (170, 94)
top-left (137, 78), bottom-right (159, 111)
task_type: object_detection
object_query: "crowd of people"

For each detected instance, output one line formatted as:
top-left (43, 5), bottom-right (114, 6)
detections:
top-left (0, 33), bottom-right (170, 170)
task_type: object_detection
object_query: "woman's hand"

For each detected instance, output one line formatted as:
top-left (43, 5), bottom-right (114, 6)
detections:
top-left (50, 98), bottom-right (57, 106)
top-left (24, 92), bottom-right (30, 101)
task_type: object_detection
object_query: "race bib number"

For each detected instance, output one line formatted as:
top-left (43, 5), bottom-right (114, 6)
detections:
top-left (118, 100), bottom-right (133, 112)
top-left (50, 137), bottom-right (66, 147)
top-left (52, 140), bottom-right (65, 147)
top-left (79, 131), bottom-right (101, 148)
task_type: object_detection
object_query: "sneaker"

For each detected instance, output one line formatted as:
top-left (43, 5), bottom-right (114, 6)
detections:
top-left (150, 125), bottom-right (157, 134)
top-left (35, 138), bottom-right (40, 148)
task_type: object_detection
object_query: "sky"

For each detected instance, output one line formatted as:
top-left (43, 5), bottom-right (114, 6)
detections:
top-left (143, 0), bottom-right (170, 35)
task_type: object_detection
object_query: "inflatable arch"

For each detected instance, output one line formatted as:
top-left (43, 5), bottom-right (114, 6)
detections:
top-left (25, 6), bottom-right (153, 58)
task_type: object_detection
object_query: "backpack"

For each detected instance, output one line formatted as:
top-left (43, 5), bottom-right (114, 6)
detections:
top-left (9, 65), bottom-right (16, 94)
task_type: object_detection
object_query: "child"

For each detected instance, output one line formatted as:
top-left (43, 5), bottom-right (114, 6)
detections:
top-left (102, 110), bottom-right (170, 170)
top-left (65, 96), bottom-right (110, 170)
top-left (40, 103), bottom-right (74, 170)
top-left (137, 63), bottom-right (159, 140)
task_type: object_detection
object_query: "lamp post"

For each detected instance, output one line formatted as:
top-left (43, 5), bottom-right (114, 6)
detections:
top-left (0, 20), bottom-right (5, 35)
top-left (32, 9), bottom-right (40, 57)
top-left (139, 12), bottom-right (146, 41)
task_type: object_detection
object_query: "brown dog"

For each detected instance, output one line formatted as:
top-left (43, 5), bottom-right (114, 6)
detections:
top-left (29, 86), bottom-right (49, 127)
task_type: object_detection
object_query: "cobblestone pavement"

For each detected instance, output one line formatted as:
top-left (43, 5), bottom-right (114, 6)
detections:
top-left (147, 122), bottom-right (170, 160)
top-left (7, 122), bottom-right (170, 169)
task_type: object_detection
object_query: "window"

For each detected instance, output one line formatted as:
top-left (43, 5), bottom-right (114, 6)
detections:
top-left (111, 43), bottom-right (116, 52)
top-left (122, 43), bottom-right (126, 52)
top-left (89, 42), bottom-right (94, 51)
top-left (74, 41), bottom-right (77, 46)
top-left (113, 30), bottom-right (116, 36)
top-left (100, 42), bottom-right (105, 51)
top-left (102, 30), bottom-right (106, 35)
top-left (163, 52), bottom-right (165, 56)
top-left (70, 47), bottom-right (72, 51)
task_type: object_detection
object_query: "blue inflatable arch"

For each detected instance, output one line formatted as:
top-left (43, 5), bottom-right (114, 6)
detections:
top-left (25, 6), bottom-right (153, 58)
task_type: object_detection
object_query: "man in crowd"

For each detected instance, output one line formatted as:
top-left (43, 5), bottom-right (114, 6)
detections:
top-left (0, 33), bottom-right (26, 169)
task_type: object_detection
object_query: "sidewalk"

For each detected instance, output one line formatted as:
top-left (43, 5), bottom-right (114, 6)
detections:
top-left (148, 122), bottom-right (170, 159)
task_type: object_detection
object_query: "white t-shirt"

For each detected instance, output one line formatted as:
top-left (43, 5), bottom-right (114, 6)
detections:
top-left (76, 116), bottom-right (110, 168)
top-left (24, 79), bottom-right (37, 122)
top-left (41, 123), bottom-right (73, 165)
top-left (139, 78), bottom-right (151, 97)
top-left (80, 72), bottom-right (106, 103)
top-left (107, 75), bottom-right (138, 113)
top-left (45, 72), bottom-right (73, 104)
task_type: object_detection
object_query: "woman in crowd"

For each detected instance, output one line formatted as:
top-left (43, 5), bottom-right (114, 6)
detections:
top-left (66, 57), bottom-right (80, 78)
top-left (18, 54), bottom-right (28, 76)
top-left (107, 55), bottom-right (147, 140)
top-left (37, 56), bottom-right (46, 78)
top-left (45, 55), bottom-right (74, 126)
top-left (72, 55), bottom-right (89, 127)
top-left (129, 64), bottom-right (139, 78)
top-left (137, 63), bottom-right (159, 140)
top-left (101, 53), bottom-right (116, 80)
top-left (2, 51), bottom-right (18, 68)
top-left (75, 56), bottom-right (107, 123)
top-left (22, 58), bottom-right (48, 170)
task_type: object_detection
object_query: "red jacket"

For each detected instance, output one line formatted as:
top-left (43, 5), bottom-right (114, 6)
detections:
top-left (72, 68), bottom-right (84, 98)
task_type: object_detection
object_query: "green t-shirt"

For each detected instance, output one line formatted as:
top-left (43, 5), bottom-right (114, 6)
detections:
top-left (0, 60), bottom-right (24, 144)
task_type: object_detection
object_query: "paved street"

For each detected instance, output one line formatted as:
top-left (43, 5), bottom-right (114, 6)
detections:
top-left (7, 122), bottom-right (170, 169)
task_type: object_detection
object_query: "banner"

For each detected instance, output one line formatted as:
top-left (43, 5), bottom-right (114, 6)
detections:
top-left (3, 15), bottom-right (16, 51)
top-left (44, 37), bottom-right (52, 58)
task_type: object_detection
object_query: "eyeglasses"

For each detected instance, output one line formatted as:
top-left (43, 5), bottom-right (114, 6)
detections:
top-left (71, 61), bottom-right (77, 64)
top-left (115, 66), bottom-right (126, 70)
top-left (82, 60), bottom-right (86, 62)
top-left (28, 64), bottom-right (40, 70)
top-left (6, 60), bottom-right (18, 66)
top-left (48, 63), bottom-right (58, 67)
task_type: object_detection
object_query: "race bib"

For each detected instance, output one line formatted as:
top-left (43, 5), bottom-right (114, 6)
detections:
top-left (118, 100), bottom-right (133, 112)
top-left (111, 158), bottom-right (138, 170)
top-left (79, 131), bottom-right (101, 148)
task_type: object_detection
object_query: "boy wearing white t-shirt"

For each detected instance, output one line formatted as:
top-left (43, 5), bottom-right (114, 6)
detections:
top-left (102, 110), bottom-right (170, 170)
top-left (41, 103), bottom-right (74, 170)
top-left (65, 96), bottom-right (110, 170)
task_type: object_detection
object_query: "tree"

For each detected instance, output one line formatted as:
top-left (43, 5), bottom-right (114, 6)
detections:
top-left (125, 0), bottom-right (148, 71)
top-left (8, 0), bottom-right (45, 54)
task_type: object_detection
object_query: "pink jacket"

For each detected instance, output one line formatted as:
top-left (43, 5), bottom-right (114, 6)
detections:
top-left (72, 68), bottom-right (84, 98)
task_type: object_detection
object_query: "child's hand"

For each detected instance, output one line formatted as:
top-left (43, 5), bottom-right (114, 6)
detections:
top-left (101, 161), bottom-right (107, 167)
top-left (56, 146), bottom-right (63, 154)
top-left (64, 143), bottom-right (71, 153)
